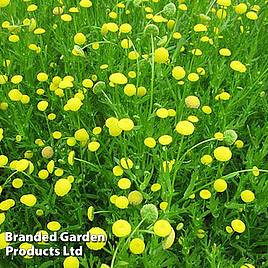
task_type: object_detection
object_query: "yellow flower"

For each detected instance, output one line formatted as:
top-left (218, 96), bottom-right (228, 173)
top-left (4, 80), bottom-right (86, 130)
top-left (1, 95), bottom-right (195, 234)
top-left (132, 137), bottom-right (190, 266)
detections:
top-left (0, 232), bottom-right (9, 249)
top-left (88, 141), bottom-right (100, 152)
top-left (115, 196), bottom-right (129, 209)
top-left (200, 155), bottom-right (213, 165)
top-left (37, 100), bottom-right (48, 111)
top-left (118, 118), bottom-right (134, 131)
top-left (74, 128), bottom-right (89, 142)
top-left (0, 155), bottom-right (8, 167)
top-left (153, 220), bottom-right (172, 237)
top-left (129, 238), bottom-right (145, 254)
top-left (66, 97), bottom-right (83, 111)
top-left (187, 73), bottom-right (199, 82)
top-left (234, 3), bottom-right (247, 14)
top-left (47, 221), bottom-right (61, 231)
top-left (175, 121), bottom-right (195, 135)
top-left (199, 189), bottom-right (211, 199)
top-left (79, 0), bottom-right (92, 8)
top-left (246, 11), bottom-right (258, 20)
top-left (63, 256), bottom-right (79, 268)
top-left (213, 146), bottom-right (232, 161)
top-left (162, 227), bottom-right (175, 249)
top-left (109, 73), bottom-right (128, 85)
top-left (185, 96), bottom-right (200, 108)
top-left (54, 179), bottom-right (72, 197)
top-left (74, 33), bottom-right (87, 45)
top-left (230, 61), bottom-right (247, 73)
top-left (124, 84), bottom-right (136, 97)
top-left (219, 48), bottom-right (231, 57)
top-left (231, 219), bottom-right (246, 233)
top-left (240, 190), bottom-right (255, 203)
top-left (128, 191), bottom-right (143, 205)
top-left (217, 0), bottom-right (231, 7)
top-left (156, 108), bottom-right (169, 118)
top-left (154, 47), bottom-right (169, 63)
top-left (37, 72), bottom-right (48, 82)
top-left (144, 137), bottom-right (156, 148)
top-left (119, 23), bottom-right (132, 33)
top-left (112, 220), bottom-right (131, 237)
top-left (113, 165), bottom-right (124, 176)
top-left (158, 135), bottom-right (173, 146)
top-left (172, 66), bottom-right (186, 80)
top-left (86, 227), bottom-right (107, 250)
top-left (120, 157), bottom-right (133, 169)
top-left (20, 194), bottom-right (37, 207)
top-left (213, 179), bottom-right (227, 192)
top-left (118, 178), bottom-right (131, 189)
top-left (8, 89), bottom-right (23, 101)
top-left (151, 183), bottom-right (161, 192)
top-left (0, 0), bottom-right (10, 8)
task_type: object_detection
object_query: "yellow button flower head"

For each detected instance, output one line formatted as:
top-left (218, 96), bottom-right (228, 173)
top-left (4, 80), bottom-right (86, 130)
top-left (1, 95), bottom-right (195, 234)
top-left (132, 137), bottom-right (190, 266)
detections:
top-left (230, 61), bottom-right (247, 73)
top-left (12, 178), bottom-right (23, 188)
top-left (213, 146), bottom-right (232, 161)
top-left (153, 219), bottom-right (172, 237)
top-left (162, 226), bottom-right (175, 249)
top-left (37, 72), bottom-right (48, 82)
top-left (37, 100), bottom-right (48, 111)
top-left (74, 33), bottom-right (86, 45)
top-left (20, 194), bottom-right (37, 207)
top-left (129, 238), bottom-right (145, 254)
top-left (172, 66), bottom-right (186, 80)
top-left (115, 196), bottom-right (129, 209)
top-left (120, 157), bottom-right (133, 169)
top-left (86, 227), bottom-right (107, 250)
top-left (63, 256), bottom-right (79, 268)
top-left (74, 128), bottom-right (89, 142)
top-left (88, 141), bottom-right (100, 152)
top-left (0, 232), bottom-right (9, 249)
top-left (185, 96), bottom-right (200, 108)
top-left (124, 84), bottom-right (136, 97)
top-left (0, 213), bottom-right (5, 225)
top-left (234, 3), bottom-right (247, 14)
top-left (217, 0), bottom-right (231, 7)
top-left (109, 73), bottom-right (128, 85)
top-left (144, 137), bottom-right (156, 148)
top-left (219, 48), bottom-right (231, 56)
top-left (66, 97), bottom-right (83, 111)
top-left (175, 121), bottom-right (195, 135)
top-left (240, 190), bottom-right (255, 203)
top-left (128, 191), bottom-right (143, 205)
top-left (151, 183), bottom-right (161, 192)
top-left (158, 135), bottom-right (173, 146)
top-left (54, 178), bottom-right (72, 197)
top-left (156, 108), bottom-right (169, 118)
top-left (200, 155), bottom-right (213, 165)
top-left (112, 219), bottom-right (132, 237)
top-left (231, 219), bottom-right (246, 233)
top-left (246, 11), bottom-right (258, 20)
top-left (80, 0), bottom-right (92, 8)
top-left (187, 73), bottom-right (199, 82)
top-left (194, 24), bottom-right (207, 32)
top-left (118, 178), bottom-right (131, 189)
top-left (118, 118), bottom-right (134, 131)
top-left (154, 47), bottom-right (169, 63)
top-left (199, 189), bottom-right (211, 199)
top-left (119, 23), bottom-right (132, 33)
top-left (0, 199), bottom-right (15, 211)
top-left (213, 179), bottom-right (227, 192)
top-left (0, 0), bottom-right (10, 8)
top-left (47, 221), bottom-right (61, 231)
top-left (8, 89), bottom-right (23, 101)
top-left (113, 165), bottom-right (124, 176)
top-left (0, 155), bottom-right (8, 167)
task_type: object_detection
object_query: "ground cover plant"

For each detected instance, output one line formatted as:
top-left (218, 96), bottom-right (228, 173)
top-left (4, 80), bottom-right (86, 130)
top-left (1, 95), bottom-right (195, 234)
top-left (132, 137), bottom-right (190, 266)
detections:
top-left (0, 0), bottom-right (268, 267)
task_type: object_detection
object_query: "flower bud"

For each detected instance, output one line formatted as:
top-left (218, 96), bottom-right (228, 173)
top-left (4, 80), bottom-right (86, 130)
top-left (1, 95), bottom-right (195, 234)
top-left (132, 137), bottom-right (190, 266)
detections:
top-left (140, 204), bottom-right (158, 223)
top-left (223, 130), bottom-right (238, 145)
